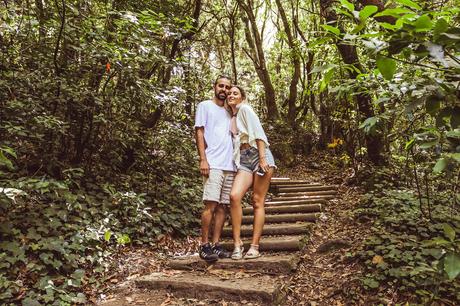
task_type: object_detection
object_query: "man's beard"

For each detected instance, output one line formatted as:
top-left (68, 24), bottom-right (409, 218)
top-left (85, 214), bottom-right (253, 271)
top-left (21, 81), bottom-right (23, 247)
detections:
top-left (215, 91), bottom-right (227, 100)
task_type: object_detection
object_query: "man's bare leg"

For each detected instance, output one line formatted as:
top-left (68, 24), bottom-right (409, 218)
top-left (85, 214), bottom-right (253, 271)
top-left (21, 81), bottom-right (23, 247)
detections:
top-left (201, 201), bottom-right (217, 244)
top-left (212, 204), bottom-right (226, 244)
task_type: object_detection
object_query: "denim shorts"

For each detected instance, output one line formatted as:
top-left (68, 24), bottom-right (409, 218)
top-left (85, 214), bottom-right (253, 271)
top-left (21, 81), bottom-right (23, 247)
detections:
top-left (238, 147), bottom-right (276, 173)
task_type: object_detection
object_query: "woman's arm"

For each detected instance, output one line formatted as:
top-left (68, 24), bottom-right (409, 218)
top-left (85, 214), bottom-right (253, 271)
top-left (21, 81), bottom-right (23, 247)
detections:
top-left (256, 139), bottom-right (269, 173)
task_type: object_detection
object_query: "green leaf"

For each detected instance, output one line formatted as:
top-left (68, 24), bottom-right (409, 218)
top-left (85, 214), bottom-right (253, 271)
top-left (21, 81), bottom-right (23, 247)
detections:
top-left (418, 140), bottom-right (438, 149)
top-left (376, 56), bottom-right (397, 80)
top-left (405, 138), bottom-right (415, 151)
top-left (320, 69), bottom-right (335, 93)
top-left (446, 129), bottom-right (460, 139)
top-left (395, 0), bottom-right (422, 10)
top-left (321, 24), bottom-right (341, 36)
top-left (360, 5), bottom-right (378, 21)
top-left (444, 252), bottom-right (460, 279)
top-left (117, 234), bottom-right (131, 245)
top-left (72, 293), bottom-right (87, 304)
top-left (0, 151), bottom-right (14, 170)
top-left (449, 153), bottom-right (460, 162)
top-left (22, 298), bottom-right (41, 306)
top-left (374, 8), bottom-right (412, 18)
top-left (414, 15), bottom-right (433, 32)
top-left (425, 96), bottom-right (441, 115)
top-left (433, 158), bottom-right (448, 173)
top-left (443, 224), bottom-right (456, 242)
top-left (340, 0), bottom-right (354, 12)
top-left (359, 117), bottom-right (378, 134)
top-left (104, 230), bottom-right (112, 242)
top-left (433, 18), bottom-right (449, 40)
top-left (311, 64), bottom-right (337, 73)
top-left (1, 146), bottom-right (17, 158)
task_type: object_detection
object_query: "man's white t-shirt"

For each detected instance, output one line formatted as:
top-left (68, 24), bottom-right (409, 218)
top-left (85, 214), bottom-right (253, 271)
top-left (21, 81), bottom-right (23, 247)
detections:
top-left (194, 100), bottom-right (235, 172)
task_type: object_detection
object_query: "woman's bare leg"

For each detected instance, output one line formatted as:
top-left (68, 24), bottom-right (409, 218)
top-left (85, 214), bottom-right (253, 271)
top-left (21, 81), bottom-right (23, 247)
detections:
top-left (230, 171), bottom-right (253, 246)
top-left (251, 168), bottom-right (274, 246)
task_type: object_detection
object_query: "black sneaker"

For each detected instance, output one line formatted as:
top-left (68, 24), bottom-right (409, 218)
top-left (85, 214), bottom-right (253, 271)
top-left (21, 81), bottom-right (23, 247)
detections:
top-left (212, 243), bottom-right (232, 258)
top-left (199, 243), bottom-right (219, 262)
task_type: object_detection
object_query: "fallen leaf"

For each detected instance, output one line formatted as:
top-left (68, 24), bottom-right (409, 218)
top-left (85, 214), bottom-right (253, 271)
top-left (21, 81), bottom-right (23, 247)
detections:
top-left (372, 255), bottom-right (384, 265)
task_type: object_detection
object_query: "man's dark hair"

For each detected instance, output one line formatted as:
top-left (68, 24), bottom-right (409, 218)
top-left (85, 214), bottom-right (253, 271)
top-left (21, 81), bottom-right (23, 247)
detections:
top-left (214, 74), bottom-right (232, 85)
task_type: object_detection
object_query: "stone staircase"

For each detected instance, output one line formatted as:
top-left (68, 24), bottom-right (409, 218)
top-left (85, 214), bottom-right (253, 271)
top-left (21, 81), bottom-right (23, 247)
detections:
top-left (134, 177), bottom-right (337, 305)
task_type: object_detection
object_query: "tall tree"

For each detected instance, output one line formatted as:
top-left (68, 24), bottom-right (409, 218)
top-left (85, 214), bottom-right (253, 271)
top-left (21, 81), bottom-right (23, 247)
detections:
top-left (237, 0), bottom-right (280, 120)
top-left (320, 0), bottom-right (385, 164)
top-left (275, 0), bottom-right (301, 126)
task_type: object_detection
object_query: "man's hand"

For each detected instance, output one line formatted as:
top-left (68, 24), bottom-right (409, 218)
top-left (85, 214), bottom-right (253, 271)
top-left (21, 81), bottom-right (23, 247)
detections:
top-left (200, 159), bottom-right (210, 177)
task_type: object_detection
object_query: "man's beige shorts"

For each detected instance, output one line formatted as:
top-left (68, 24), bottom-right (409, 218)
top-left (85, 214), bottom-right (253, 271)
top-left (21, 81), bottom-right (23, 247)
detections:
top-left (202, 169), bottom-right (235, 205)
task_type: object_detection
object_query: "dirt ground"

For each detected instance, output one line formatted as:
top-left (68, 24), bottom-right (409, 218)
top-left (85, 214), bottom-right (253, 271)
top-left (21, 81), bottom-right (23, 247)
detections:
top-left (94, 152), bottom-right (379, 306)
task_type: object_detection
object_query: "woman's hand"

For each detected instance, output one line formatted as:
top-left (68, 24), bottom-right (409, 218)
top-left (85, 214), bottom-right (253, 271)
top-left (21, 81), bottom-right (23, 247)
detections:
top-left (259, 156), bottom-right (270, 173)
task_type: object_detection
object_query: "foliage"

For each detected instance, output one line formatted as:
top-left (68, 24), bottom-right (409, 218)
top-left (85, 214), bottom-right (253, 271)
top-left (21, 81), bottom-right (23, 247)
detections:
top-left (0, 0), bottom-right (203, 304)
top-left (354, 167), bottom-right (460, 303)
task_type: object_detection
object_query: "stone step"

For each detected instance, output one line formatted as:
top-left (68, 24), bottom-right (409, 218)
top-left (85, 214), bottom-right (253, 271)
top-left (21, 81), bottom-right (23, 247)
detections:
top-left (240, 213), bottom-right (317, 224)
top-left (265, 199), bottom-right (327, 206)
top-left (167, 254), bottom-right (299, 274)
top-left (221, 222), bottom-right (313, 237)
top-left (272, 195), bottom-right (335, 201)
top-left (276, 185), bottom-right (338, 193)
top-left (220, 235), bottom-right (306, 251)
top-left (271, 182), bottom-right (321, 187)
top-left (270, 177), bottom-right (291, 181)
top-left (135, 271), bottom-right (286, 304)
top-left (270, 179), bottom-right (316, 184)
top-left (277, 190), bottom-right (337, 197)
top-left (242, 203), bottom-right (322, 215)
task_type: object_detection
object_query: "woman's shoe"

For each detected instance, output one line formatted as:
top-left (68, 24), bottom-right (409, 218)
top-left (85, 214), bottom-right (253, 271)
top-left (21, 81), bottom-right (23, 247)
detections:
top-left (244, 244), bottom-right (260, 259)
top-left (231, 241), bottom-right (244, 260)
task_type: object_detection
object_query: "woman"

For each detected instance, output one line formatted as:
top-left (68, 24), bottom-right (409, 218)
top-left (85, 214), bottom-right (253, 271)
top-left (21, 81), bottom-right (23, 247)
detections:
top-left (227, 85), bottom-right (276, 259)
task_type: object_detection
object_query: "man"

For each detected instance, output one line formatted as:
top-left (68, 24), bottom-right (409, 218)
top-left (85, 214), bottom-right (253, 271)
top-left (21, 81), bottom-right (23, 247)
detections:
top-left (194, 75), bottom-right (235, 261)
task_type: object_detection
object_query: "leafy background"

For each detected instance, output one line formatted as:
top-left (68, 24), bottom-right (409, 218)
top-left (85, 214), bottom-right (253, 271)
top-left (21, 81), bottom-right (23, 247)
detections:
top-left (1, 0), bottom-right (459, 304)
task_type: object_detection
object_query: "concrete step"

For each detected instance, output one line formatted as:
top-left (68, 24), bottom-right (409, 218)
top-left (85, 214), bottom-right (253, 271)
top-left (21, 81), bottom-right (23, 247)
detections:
top-left (221, 222), bottom-right (313, 237)
top-left (167, 254), bottom-right (299, 274)
top-left (240, 213), bottom-right (317, 224)
top-left (220, 235), bottom-right (306, 251)
top-left (135, 270), bottom-right (286, 304)
top-left (265, 199), bottom-right (327, 206)
top-left (242, 203), bottom-right (322, 215)
top-left (276, 185), bottom-right (338, 193)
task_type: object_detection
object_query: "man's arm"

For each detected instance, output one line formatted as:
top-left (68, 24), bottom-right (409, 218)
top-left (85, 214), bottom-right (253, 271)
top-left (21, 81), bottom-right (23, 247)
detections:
top-left (195, 127), bottom-right (209, 177)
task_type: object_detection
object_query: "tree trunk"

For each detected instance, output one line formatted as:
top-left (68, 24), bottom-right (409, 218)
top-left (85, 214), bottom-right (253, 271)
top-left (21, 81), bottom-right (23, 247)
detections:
top-left (238, 0), bottom-right (279, 120)
top-left (275, 0), bottom-right (301, 127)
top-left (320, 0), bottom-right (385, 164)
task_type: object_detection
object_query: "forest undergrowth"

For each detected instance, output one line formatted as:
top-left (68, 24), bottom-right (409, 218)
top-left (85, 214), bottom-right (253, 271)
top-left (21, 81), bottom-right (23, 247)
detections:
top-left (94, 151), bottom-right (460, 305)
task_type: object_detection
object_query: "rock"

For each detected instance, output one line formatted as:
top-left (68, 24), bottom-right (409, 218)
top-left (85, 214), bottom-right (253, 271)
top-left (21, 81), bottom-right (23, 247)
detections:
top-left (316, 239), bottom-right (352, 254)
top-left (271, 141), bottom-right (295, 167)
top-left (135, 271), bottom-right (287, 304)
top-left (167, 254), bottom-right (300, 274)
